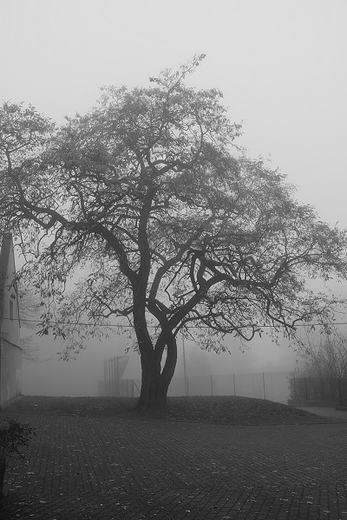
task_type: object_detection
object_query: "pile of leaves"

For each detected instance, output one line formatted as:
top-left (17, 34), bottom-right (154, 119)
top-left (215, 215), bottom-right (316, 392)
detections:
top-left (1, 395), bottom-right (339, 426)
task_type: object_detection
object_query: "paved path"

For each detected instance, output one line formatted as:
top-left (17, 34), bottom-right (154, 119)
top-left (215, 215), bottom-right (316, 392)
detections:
top-left (298, 406), bottom-right (347, 419)
top-left (1, 411), bottom-right (347, 519)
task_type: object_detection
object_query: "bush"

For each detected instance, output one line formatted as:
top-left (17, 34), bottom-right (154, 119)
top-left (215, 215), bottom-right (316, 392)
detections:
top-left (0, 418), bottom-right (36, 498)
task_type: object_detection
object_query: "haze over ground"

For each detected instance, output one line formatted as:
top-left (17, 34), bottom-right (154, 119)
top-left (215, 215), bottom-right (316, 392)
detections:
top-left (1, 0), bottom-right (346, 396)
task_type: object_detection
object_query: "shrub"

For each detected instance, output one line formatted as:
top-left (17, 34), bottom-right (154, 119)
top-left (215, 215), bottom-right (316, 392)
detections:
top-left (0, 418), bottom-right (36, 498)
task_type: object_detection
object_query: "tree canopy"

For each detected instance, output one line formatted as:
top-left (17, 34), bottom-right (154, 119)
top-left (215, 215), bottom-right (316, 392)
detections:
top-left (1, 56), bottom-right (347, 407)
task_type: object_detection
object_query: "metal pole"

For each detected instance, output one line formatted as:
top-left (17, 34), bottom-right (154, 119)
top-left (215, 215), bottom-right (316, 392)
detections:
top-left (107, 359), bottom-right (111, 396)
top-left (116, 356), bottom-right (120, 397)
top-left (182, 335), bottom-right (188, 396)
top-left (112, 358), bottom-right (116, 396)
top-left (106, 359), bottom-right (109, 395)
top-left (262, 372), bottom-right (266, 400)
top-left (292, 376), bottom-right (296, 400)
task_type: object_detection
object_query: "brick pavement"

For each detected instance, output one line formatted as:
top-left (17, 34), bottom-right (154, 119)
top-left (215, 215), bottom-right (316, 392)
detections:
top-left (1, 411), bottom-right (347, 519)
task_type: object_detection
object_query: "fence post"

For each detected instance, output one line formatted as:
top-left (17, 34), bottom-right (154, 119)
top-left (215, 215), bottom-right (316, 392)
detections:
top-left (106, 359), bottom-right (111, 396)
top-left (343, 378), bottom-right (347, 406)
top-left (210, 375), bottom-right (214, 396)
top-left (182, 335), bottom-right (189, 397)
top-left (233, 373), bottom-right (236, 396)
top-left (304, 378), bottom-right (308, 400)
top-left (109, 358), bottom-right (112, 396)
top-left (337, 378), bottom-right (342, 406)
top-left (292, 377), bottom-right (296, 400)
top-left (186, 376), bottom-right (190, 397)
top-left (262, 372), bottom-right (266, 400)
top-left (112, 357), bottom-right (116, 396)
top-left (116, 356), bottom-right (120, 397)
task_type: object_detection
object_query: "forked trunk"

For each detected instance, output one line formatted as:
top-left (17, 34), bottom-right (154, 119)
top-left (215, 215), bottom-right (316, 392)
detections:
top-left (137, 335), bottom-right (178, 410)
top-left (138, 366), bottom-right (171, 409)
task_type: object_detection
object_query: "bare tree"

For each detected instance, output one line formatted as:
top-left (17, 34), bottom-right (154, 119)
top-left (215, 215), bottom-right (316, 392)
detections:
top-left (295, 332), bottom-right (347, 379)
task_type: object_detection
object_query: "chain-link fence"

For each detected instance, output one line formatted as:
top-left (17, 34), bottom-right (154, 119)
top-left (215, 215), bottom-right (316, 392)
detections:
top-left (99, 370), bottom-right (291, 404)
top-left (289, 376), bottom-right (347, 405)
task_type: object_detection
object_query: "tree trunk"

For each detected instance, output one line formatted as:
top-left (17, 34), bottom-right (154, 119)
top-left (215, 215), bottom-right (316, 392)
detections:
top-left (138, 365), bottom-right (171, 409)
top-left (137, 335), bottom-right (178, 409)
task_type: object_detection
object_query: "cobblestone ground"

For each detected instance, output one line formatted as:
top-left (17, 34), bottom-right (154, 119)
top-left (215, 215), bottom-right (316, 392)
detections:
top-left (1, 413), bottom-right (347, 519)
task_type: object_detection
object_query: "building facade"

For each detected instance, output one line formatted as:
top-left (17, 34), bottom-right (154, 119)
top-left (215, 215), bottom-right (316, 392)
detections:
top-left (0, 233), bottom-right (22, 408)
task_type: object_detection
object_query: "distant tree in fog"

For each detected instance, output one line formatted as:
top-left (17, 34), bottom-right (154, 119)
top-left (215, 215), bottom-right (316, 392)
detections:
top-left (1, 56), bottom-right (347, 408)
top-left (295, 331), bottom-right (347, 379)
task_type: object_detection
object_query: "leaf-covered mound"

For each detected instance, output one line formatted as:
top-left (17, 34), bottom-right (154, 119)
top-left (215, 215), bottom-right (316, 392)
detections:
top-left (2, 395), bottom-right (340, 426)
top-left (162, 396), bottom-right (328, 425)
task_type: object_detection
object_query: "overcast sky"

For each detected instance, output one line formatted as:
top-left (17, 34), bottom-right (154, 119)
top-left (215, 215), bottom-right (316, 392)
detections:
top-left (1, 0), bottom-right (347, 227)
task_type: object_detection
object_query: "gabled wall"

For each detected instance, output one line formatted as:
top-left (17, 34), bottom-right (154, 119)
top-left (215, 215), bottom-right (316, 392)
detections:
top-left (0, 233), bottom-right (22, 407)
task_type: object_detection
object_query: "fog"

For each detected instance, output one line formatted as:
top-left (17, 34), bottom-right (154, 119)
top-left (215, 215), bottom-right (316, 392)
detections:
top-left (2, 0), bottom-right (347, 396)
top-left (21, 329), bottom-right (299, 397)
